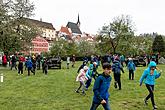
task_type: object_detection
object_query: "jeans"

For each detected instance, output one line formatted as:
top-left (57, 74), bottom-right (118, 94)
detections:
top-left (90, 100), bottom-right (111, 110)
top-left (86, 78), bottom-right (92, 88)
top-left (145, 84), bottom-right (155, 107)
top-left (11, 62), bottom-right (17, 70)
top-left (129, 70), bottom-right (134, 80)
top-left (114, 73), bottom-right (121, 89)
top-left (76, 80), bottom-right (86, 92)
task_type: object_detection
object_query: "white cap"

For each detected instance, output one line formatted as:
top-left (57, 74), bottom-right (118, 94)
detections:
top-left (83, 66), bottom-right (88, 70)
top-left (93, 62), bottom-right (97, 65)
top-left (128, 58), bottom-right (132, 60)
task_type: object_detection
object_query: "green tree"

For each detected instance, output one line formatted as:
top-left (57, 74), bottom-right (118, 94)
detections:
top-left (152, 35), bottom-right (165, 53)
top-left (95, 35), bottom-right (112, 55)
top-left (0, 0), bottom-right (38, 54)
top-left (50, 39), bottom-right (67, 57)
top-left (64, 41), bottom-right (78, 56)
top-left (99, 15), bottom-right (135, 54)
top-left (77, 41), bottom-right (96, 56)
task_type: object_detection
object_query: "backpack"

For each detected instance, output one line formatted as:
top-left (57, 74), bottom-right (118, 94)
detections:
top-left (128, 62), bottom-right (134, 70)
top-left (113, 62), bottom-right (121, 74)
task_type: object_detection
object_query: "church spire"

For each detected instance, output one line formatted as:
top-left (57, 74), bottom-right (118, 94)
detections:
top-left (77, 13), bottom-right (80, 28)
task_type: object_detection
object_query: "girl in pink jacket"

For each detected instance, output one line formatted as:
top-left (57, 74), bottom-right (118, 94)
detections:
top-left (75, 66), bottom-right (88, 95)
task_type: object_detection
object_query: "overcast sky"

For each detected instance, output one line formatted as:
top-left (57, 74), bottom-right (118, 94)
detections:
top-left (31, 0), bottom-right (165, 35)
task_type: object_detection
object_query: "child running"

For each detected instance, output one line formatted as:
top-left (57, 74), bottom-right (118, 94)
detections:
top-left (75, 66), bottom-right (89, 95)
top-left (139, 61), bottom-right (162, 110)
top-left (90, 63), bottom-right (112, 110)
top-left (112, 57), bottom-right (124, 90)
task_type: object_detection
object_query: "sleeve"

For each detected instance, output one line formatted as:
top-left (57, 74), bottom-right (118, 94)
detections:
top-left (139, 70), bottom-right (147, 84)
top-left (133, 63), bottom-right (136, 71)
top-left (93, 76), bottom-right (103, 103)
top-left (86, 69), bottom-right (91, 79)
top-left (77, 65), bottom-right (82, 73)
top-left (112, 64), bottom-right (115, 72)
top-left (155, 71), bottom-right (161, 79)
top-left (120, 64), bottom-right (124, 73)
top-left (127, 62), bottom-right (130, 70)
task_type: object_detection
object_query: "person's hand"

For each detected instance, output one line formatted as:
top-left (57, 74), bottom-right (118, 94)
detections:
top-left (101, 99), bottom-right (106, 104)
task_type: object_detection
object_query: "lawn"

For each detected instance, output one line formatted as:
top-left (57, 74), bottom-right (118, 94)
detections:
top-left (0, 62), bottom-right (165, 110)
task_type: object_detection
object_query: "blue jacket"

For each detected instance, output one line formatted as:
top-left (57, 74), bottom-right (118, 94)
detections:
top-left (140, 61), bottom-right (161, 85)
top-left (93, 73), bottom-right (112, 103)
top-left (112, 60), bottom-right (124, 74)
top-left (26, 59), bottom-right (33, 68)
top-left (127, 61), bottom-right (136, 71)
top-left (86, 68), bottom-right (92, 79)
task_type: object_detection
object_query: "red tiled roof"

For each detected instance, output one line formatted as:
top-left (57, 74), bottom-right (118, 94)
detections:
top-left (59, 26), bottom-right (71, 36)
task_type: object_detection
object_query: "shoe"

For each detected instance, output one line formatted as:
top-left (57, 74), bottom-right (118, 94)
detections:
top-left (144, 99), bottom-right (148, 105)
top-left (75, 90), bottom-right (79, 93)
top-left (153, 105), bottom-right (158, 110)
top-left (114, 82), bottom-right (117, 88)
top-left (82, 91), bottom-right (86, 95)
top-left (85, 88), bottom-right (88, 91)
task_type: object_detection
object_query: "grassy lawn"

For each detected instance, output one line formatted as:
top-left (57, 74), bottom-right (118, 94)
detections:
top-left (0, 62), bottom-right (165, 110)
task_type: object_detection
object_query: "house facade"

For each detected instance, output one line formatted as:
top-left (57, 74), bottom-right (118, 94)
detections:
top-left (26, 18), bottom-right (56, 41)
top-left (25, 18), bottom-right (56, 54)
top-left (31, 36), bottom-right (49, 54)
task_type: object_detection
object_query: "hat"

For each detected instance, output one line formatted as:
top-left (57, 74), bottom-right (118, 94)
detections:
top-left (83, 66), bottom-right (88, 70)
top-left (93, 62), bottom-right (97, 65)
top-left (149, 61), bottom-right (157, 68)
top-left (128, 58), bottom-right (132, 60)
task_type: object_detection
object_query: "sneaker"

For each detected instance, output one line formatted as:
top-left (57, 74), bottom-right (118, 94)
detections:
top-left (114, 82), bottom-right (117, 88)
top-left (144, 99), bottom-right (148, 105)
top-left (82, 91), bottom-right (86, 95)
top-left (153, 105), bottom-right (158, 109)
top-left (75, 90), bottom-right (79, 93)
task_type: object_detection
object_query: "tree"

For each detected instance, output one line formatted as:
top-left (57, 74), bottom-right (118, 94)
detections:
top-left (77, 41), bottom-right (96, 56)
top-left (152, 35), bottom-right (165, 53)
top-left (99, 15), bottom-right (135, 54)
top-left (0, 0), bottom-right (38, 54)
top-left (95, 35), bottom-right (112, 55)
top-left (50, 39), bottom-right (67, 57)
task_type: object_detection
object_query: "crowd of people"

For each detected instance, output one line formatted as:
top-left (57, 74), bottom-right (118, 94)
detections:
top-left (75, 54), bottom-right (162, 110)
top-left (0, 52), bottom-right (163, 110)
top-left (0, 53), bottom-right (48, 76)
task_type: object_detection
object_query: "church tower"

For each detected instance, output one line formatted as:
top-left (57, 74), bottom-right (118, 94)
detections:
top-left (76, 13), bottom-right (81, 28)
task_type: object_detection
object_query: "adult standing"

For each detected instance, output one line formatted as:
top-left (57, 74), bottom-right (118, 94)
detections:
top-left (11, 54), bottom-right (17, 70)
top-left (2, 54), bottom-right (7, 67)
top-left (72, 54), bottom-right (76, 68)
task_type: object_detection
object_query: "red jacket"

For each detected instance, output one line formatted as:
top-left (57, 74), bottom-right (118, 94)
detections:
top-left (19, 56), bottom-right (25, 62)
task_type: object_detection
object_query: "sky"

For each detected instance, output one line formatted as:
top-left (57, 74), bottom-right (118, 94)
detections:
top-left (31, 0), bottom-right (165, 35)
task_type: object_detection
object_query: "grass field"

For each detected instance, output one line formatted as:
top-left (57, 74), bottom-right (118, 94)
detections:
top-left (0, 62), bottom-right (165, 110)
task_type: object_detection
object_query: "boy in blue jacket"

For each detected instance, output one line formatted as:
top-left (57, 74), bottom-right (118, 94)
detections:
top-left (127, 58), bottom-right (136, 80)
top-left (90, 63), bottom-right (112, 110)
top-left (112, 58), bottom-right (124, 90)
top-left (26, 57), bottom-right (35, 76)
top-left (140, 61), bottom-right (161, 110)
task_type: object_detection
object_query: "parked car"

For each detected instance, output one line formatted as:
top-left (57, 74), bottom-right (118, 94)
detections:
top-left (133, 57), bottom-right (146, 67)
top-left (47, 57), bottom-right (61, 69)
